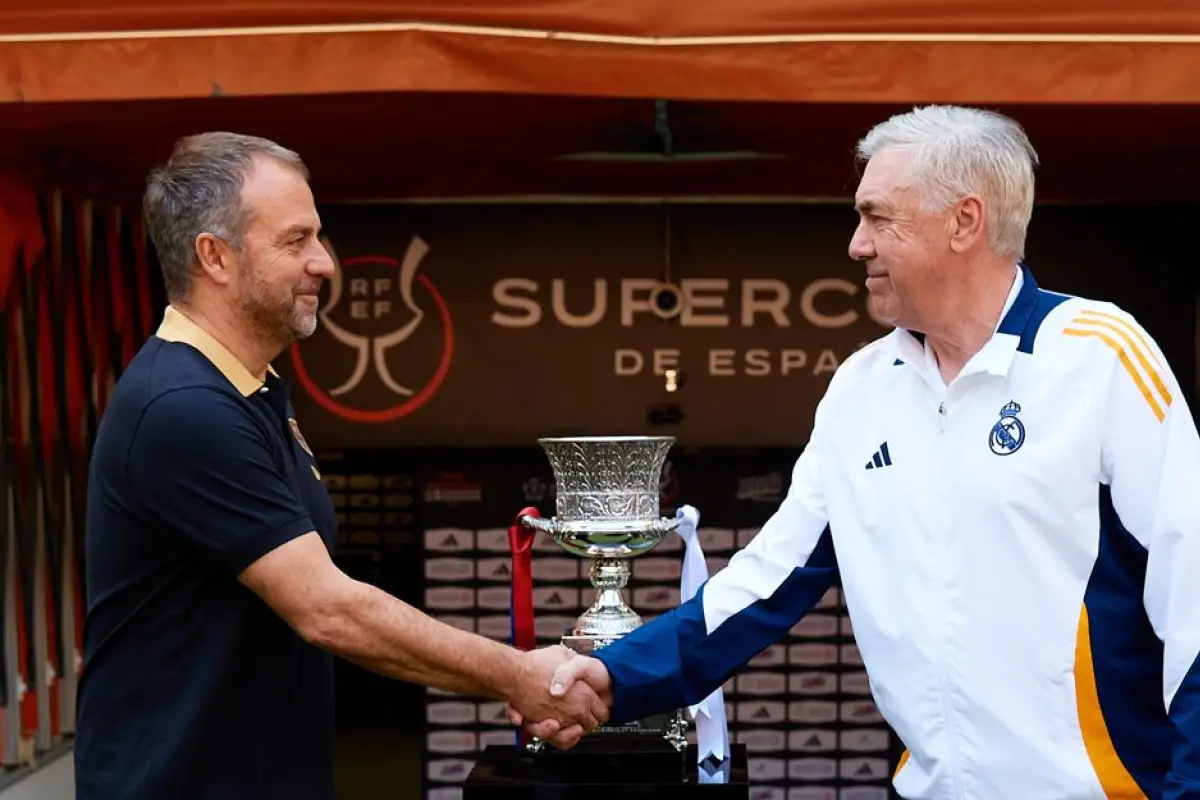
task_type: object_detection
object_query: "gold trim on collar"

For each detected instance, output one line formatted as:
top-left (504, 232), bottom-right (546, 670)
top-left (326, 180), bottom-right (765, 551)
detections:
top-left (155, 305), bottom-right (268, 397)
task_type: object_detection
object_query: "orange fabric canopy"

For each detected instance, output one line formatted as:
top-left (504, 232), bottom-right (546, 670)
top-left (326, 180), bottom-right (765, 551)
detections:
top-left (1, 1), bottom-right (1198, 104)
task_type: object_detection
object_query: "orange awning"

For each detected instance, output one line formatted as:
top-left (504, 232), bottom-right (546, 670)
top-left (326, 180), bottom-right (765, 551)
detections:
top-left (1, 1), bottom-right (1198, 105)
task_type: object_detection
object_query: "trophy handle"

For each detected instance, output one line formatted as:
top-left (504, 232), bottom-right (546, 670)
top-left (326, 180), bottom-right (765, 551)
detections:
top-left (520, 514), bottom-right (557, 535)
top-left (519, 515), bottom-right (680, 537)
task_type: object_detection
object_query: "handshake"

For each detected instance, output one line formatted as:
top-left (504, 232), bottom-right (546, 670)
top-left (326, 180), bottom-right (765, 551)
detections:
top-left (504, 644), bottom-right (614, 749)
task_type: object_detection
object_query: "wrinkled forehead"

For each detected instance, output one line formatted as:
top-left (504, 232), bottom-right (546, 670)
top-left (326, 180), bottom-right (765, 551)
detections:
top-left (854, 148), bottom-right (922, 214)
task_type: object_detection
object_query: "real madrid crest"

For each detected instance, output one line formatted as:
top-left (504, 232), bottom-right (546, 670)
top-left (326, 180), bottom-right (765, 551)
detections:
top-left (988, 400), bottom-right (1025, 456)
top-left (289, 418), bottom-right (314, 457)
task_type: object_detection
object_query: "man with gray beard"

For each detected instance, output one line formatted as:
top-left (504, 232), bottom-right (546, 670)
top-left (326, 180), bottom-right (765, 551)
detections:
top-left (75, 133), bottom-right (607, 800)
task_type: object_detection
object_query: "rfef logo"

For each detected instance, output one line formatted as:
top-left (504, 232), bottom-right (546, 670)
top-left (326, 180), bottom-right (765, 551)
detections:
top-left (290, 235), bottom-right (454, 423)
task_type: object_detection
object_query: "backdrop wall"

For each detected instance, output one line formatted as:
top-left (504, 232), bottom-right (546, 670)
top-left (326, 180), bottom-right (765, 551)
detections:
top-left (280, 203), bottom-right (1197, 450)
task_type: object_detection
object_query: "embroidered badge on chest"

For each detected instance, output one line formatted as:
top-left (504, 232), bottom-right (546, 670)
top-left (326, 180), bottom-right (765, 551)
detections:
top-left (988, 400), bottom-right (1025, 456)
top-left (289, 418), bottom-right (314, 457)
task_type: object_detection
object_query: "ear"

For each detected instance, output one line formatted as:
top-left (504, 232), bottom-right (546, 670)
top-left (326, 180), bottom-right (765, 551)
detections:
top-left (948, 194), bottom-right (986, 254)
top-left (194, 232), bottom-right (236, 286)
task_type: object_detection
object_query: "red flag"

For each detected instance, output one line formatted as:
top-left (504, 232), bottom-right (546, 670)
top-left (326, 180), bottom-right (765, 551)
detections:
top-left (0, 173), bottom-right (44, 313)
top-left (35, 191), bottom-right (62, 740)
top-left (8, 259), bottom-right (39, 749)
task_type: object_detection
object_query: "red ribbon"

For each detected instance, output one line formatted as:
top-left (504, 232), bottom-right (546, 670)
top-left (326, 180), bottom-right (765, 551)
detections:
top-left (508, 506), bottom-right (539, 654)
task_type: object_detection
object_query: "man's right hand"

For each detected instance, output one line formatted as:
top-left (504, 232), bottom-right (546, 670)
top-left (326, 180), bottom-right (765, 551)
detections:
top-left (507, 653), bottom-right (613, 748)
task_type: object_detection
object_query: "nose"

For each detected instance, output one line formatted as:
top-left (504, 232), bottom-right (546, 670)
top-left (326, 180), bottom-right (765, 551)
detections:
top-left (309, 241), bottom-right (336, 278)
top-left (848, 219), bottom-right (875, 262)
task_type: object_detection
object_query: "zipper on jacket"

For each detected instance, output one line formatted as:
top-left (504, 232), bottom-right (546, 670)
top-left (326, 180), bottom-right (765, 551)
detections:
top-left (934, 396), bottom-right (965, 798)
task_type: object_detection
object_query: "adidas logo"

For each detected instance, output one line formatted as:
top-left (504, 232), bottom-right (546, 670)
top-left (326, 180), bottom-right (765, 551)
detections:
top-left (864, 442), bottom-right (893, 470)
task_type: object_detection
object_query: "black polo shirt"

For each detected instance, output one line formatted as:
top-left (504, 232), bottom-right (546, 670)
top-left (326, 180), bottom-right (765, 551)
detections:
top-left (75, 307), bottom-right (339, 800)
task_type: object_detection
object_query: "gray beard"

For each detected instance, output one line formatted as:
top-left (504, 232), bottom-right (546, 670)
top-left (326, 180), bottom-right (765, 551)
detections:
top-left (238, 266), bottom-right (317, 349)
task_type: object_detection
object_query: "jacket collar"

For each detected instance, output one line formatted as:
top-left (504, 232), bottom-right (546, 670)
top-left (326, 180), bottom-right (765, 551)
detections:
top-left (885, 263), bottom-right (1037, 379)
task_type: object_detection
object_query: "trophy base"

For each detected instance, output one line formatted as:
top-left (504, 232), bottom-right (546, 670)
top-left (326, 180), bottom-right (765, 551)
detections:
top-left (531, 733), bottom-right (684, 782)
top-left (525, 632), bottom-right (688, 755)
top-left (463, 743), bottom-right (749, 799)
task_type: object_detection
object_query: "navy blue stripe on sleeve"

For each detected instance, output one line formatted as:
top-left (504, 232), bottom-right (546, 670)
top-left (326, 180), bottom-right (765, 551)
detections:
top-left (595, 528), bottom-right (838, 725)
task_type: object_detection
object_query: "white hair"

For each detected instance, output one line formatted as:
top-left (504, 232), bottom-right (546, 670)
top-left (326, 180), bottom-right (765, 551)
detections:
top-left (856, 105), bottom-right (1039, 260)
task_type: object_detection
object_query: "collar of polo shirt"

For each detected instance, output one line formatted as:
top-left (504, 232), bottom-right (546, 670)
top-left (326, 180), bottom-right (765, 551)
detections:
top-left (155, 305), bottom-right (279, 397)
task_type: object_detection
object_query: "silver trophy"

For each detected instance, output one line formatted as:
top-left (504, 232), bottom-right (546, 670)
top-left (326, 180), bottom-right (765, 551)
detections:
top-left (520, 435), bottom-right (689, 752)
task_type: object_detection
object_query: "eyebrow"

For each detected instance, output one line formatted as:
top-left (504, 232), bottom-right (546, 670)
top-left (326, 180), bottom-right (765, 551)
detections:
top-left (854, 199), bottom-right (891, 215)
top-left (278, 224), bottom-right (318, 242)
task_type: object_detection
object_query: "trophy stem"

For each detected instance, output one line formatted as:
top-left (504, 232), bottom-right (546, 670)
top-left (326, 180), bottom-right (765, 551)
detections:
top-left (570, 558), bottom-right (642, 642)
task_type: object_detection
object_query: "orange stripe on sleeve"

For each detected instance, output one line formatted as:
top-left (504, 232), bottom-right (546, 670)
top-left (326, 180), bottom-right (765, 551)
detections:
top-left (1076, 310), bottom-right (1163, 369)
top-left (1063, 328), bottom-right (1165, 423)
top-left (1070, 315), bottom-right (1172, 409)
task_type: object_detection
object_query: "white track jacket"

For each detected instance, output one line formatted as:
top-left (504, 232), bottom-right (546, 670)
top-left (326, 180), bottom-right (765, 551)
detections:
top-left (592, 265), bottom-right (1200, 799)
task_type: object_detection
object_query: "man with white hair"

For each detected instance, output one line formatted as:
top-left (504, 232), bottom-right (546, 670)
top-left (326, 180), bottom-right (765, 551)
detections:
top-left (515, 105), bottom-right (1200, 798)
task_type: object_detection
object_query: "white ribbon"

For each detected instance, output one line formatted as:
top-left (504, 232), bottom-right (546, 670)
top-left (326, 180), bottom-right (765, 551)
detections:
top-left (675, 504), bottom-right (731, 771)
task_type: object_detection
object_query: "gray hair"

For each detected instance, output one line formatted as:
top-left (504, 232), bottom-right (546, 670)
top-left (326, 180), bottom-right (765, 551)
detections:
top-left (856, 105), bottom-right (1038, 260)
top-left (143, 132), bottom-right (309, 302)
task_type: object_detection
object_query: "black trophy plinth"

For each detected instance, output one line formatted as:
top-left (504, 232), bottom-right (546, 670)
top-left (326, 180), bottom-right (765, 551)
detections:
top-left (462, 737), bottom-right (749, 799)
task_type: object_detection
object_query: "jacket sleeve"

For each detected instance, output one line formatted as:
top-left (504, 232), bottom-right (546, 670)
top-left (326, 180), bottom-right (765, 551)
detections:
top-left (592, 397), bottom-right (839, 725)
top-left (1091, 309), bottom-right (1200, 798)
